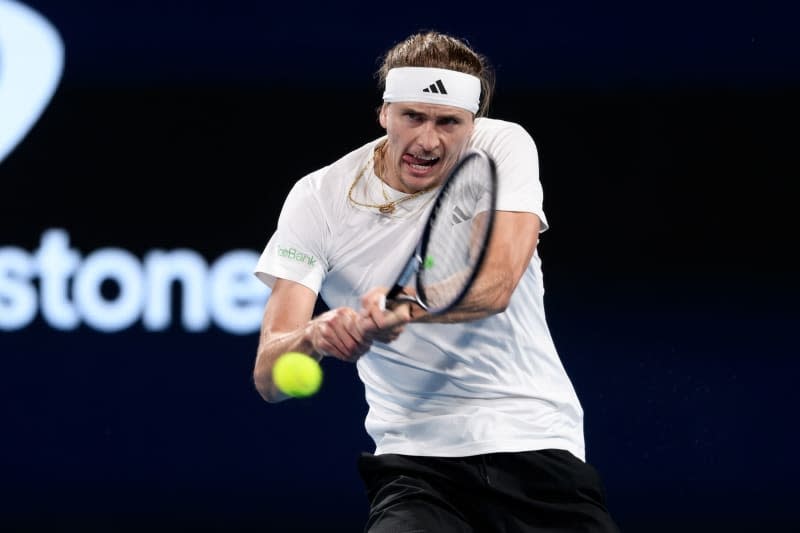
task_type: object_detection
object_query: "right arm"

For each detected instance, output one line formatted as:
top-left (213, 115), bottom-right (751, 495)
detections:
top-left (253, 278), bottom-right (389, 403)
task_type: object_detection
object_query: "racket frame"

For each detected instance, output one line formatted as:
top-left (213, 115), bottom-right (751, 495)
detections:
top-left (386, 148), bottom-right (497, 315)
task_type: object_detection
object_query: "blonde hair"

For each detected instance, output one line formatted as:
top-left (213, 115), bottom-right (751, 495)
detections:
top-left (377, 31), bottom-right (495, 117)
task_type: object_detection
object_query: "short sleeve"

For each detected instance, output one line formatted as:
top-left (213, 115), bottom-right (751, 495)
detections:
top-left (254, 174), bottom-right (329, 293)
top-left (472, 120), bottom-right (548, 232)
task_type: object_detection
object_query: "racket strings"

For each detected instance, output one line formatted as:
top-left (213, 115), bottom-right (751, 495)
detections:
top-left (418, 154), bottom-right (494, 311)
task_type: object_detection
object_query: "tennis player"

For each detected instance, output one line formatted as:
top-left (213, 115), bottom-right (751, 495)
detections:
top-left (252, 30), bottom-right (620, 532)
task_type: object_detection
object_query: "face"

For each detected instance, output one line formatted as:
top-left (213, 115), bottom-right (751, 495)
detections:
top-left (378, 102), bottom-right (475, 193)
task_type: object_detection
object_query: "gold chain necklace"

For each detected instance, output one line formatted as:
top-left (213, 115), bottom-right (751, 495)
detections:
top-left (347, 143), bottom-right (435, 215)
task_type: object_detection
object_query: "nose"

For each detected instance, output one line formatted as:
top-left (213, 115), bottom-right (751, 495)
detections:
top-left (416, 120), bottom-right (440, 153)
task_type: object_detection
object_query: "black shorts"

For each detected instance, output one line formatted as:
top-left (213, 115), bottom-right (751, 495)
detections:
top-left (357, 449), bottom-right (620, 533)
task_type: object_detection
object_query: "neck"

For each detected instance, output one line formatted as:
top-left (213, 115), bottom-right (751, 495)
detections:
top-left (373, 140), bottom-right (390, 182)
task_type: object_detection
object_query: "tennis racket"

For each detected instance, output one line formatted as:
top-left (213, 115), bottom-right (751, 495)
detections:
top-left (385, 147), bottom-right (497, 315)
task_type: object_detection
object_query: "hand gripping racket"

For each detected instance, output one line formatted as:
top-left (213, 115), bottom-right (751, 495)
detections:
top-left (385, 147), bottom-right (497, 315)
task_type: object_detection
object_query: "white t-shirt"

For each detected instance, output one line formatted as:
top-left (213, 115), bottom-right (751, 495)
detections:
top-left (255, 117), bottom-right (586, 461)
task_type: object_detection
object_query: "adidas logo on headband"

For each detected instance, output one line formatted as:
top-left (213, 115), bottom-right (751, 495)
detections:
top-left (422, 80), bottom-right (448, 95)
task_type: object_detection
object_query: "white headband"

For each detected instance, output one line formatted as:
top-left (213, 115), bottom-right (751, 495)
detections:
top-left (383, 67), bottom-right (481, 114)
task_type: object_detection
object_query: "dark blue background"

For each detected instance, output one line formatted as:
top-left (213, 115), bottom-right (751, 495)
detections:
top-left (2, 1), bottom-right (798, 531)
top-left (19, 0), bottom-right (800, 89)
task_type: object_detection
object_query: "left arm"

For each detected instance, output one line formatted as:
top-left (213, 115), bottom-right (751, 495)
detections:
top-left (361, 210), bottom-right (540, 327)
top-left (418, 210), bottom-right (540, 321)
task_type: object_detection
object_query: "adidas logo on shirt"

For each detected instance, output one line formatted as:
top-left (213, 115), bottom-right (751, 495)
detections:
top-left (452, 205), bottom-right (470, 224)
top-left (422, 80), bottom-right (448, 94)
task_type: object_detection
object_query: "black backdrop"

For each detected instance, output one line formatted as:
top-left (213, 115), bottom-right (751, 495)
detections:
top-left (2, 1), bottom-right (799, 531)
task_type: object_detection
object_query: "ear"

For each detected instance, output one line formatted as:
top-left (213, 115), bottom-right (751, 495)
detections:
top-left (378, 103), bottom-right (389, 129)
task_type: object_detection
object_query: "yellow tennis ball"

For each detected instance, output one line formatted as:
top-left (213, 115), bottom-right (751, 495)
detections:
top-left (273, 352), bottom-right (323, 398)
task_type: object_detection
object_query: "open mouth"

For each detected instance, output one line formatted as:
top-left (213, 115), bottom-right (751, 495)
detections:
top-left (403, 153), bottom-right (440, 173)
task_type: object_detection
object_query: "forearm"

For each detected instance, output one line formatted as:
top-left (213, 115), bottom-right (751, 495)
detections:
top-left (411, 267), bottom-right (514, 324)
top-left (410, 211), bottom-right (539, 324)
top-left (253, 324), bottom-right (317, 403)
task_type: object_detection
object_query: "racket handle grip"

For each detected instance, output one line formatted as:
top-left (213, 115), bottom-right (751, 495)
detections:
top-left (386, 284), bottom-right (405, 301)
